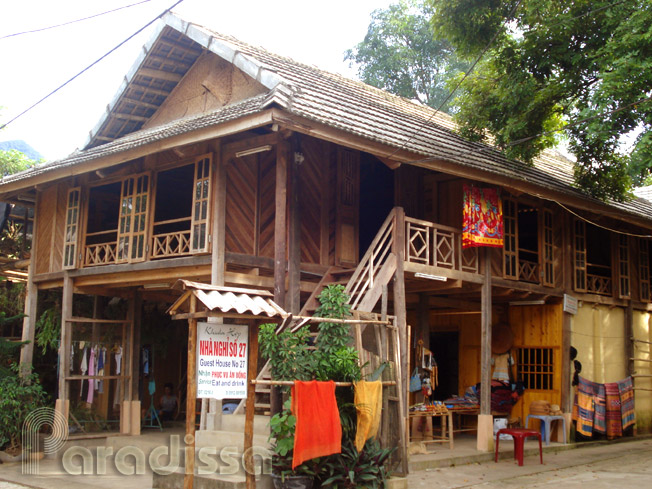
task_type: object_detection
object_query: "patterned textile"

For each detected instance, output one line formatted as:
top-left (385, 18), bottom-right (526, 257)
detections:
top-left (462, 184), bottom-right (504, 248)
top-left (593, 383), bottom-right (606, 434)
top-left (604, 382), bottom-right (623, 438)
top-left (576, 376), bottom-right (597, 437)
top-left (618, 376), bottom-right (636, 430)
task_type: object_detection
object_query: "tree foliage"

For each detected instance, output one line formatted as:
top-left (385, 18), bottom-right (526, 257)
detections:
top-left (429, 0), bottom-right (652, 201)
top-left (346, 0), bottom-right (469, 112)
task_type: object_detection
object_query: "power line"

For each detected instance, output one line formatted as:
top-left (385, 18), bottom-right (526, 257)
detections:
top-left (553, 200), bottom-right (652, 239)
top-left (0, 0), bottom-right (155, 40)
top-left (0, 0), bottom-right (186, 132)
top-left (387, 0), bottom-right (523, 158)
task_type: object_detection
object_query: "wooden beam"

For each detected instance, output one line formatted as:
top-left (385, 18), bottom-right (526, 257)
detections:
top-left (19, 253), bottom-right (38, 370)
top-left (138, 67), bottom-right (183, 82)
top-left (561, 310), bottom-right (572, 413)
top-left (404, 261), bottom-right (484, 284)
top-left (59, 274), bottom-right (73, 401)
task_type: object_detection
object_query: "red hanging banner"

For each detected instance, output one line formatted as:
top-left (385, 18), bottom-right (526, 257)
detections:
top-left (462, 184), bottom-right (504, 248)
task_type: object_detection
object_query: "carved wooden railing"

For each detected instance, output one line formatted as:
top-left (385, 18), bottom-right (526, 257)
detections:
top-left (84, 242), bottom-right (117, 266)
top-left (345, 208), bottom-right (397, 310)
top-left (519, 259), bottom-right (539, 283)
top-left (151, 230), bottom-right (191, 259)
top-left (588, 274), bottom-right (612, 295)
top-left (405, 216), bottom-right (479, 273)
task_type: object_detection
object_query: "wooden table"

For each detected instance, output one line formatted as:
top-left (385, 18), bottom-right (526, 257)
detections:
top-left (409, 410), bottom-right (454, 449)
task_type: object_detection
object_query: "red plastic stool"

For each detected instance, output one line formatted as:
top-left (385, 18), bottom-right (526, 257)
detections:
top-left (494, 428), bottom-right (543, 466)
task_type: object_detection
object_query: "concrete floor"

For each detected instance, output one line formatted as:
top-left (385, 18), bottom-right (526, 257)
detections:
top-left (1, 429), bottom-right (650, 489)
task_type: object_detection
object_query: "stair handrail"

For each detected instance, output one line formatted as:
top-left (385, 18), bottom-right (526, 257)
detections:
top-left (345, 207), bottom-right (399, 310)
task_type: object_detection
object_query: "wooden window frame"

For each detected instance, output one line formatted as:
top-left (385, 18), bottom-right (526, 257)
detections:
top-left (502, 198), bottom-right (518, 280)
top-left (541, 208), bottom-right (555, 287)
top-left (573, 219), bottom-right (587, 292)
top-left (517, 347), bottom-right (554, 391)
top-left (116, 172), bottom-right (150, 264)
top-left (63, 187), bottom-right (81, 269)
top-left (190, 154), bottom-right (212, 253)
top-left (640, 238), bottom-right (651, 302)
top-left (617, 234), bottom-right (630, 299)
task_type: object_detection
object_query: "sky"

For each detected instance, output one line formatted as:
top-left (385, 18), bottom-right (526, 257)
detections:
top-left (0, 0), bottom-right (392, 161)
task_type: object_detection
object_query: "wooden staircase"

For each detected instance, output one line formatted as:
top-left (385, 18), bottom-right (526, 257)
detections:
top-left (234, 208), bottom-right (402, 416)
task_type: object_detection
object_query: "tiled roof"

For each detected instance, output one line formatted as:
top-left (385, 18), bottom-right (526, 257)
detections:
top-left (3, 12), bottom-right (652, 225)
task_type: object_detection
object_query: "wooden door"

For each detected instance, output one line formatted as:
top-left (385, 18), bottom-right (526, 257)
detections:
top-left (509, 304), bottom-right (563, 427)
top-left (335, 148), bottom-right (359, 267)
top-left (117, 173), bottom-right (150, 263)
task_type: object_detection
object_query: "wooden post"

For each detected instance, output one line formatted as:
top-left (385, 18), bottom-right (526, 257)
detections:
top-left (625, 301), bottom-right (634, 377)
top-left (287, 138), bottom-right (301, 314)
top-left (274, 136), bottom-right (289, 308)
top-left (244, 321), bottom-right (259, 489)
top-left (58, 273), bottom-right (73, 401)
top-left (391, 207), bottom-right (408, 475)
top-left (19, 256), bottom-right (38, 372)
top-left (477, 248), bottom-right (493, 452)
top-left (561, 311), bottom-right (572, 413)
top-left (183, 294), bottom-right (198, 489)
top-left (271, 136), bottom-right (289, 415)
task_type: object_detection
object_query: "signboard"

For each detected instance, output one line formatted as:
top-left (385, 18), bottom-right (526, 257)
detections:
top-left (563, 294), bottom-right (578, 315)
top-left (196, 322), bottom-right (249, 399)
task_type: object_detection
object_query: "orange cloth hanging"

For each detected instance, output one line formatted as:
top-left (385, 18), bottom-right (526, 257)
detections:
top-left (291, 380), bottom-right (342, 469)
top-left (354, 380), bottom-right (382, 451)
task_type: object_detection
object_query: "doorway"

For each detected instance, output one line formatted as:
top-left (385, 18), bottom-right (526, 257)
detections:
top-left (430, 331), bottom-right (459, 401)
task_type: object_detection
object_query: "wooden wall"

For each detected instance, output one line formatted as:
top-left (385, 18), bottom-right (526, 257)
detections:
top-left (34, 183), bottom-right (68, 275)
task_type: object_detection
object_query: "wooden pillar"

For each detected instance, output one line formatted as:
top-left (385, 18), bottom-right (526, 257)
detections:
top-left (19, 259), bottom-right (38, 372)
top-left (625, 301), bottom-right (634, 377)
top-left (561, 311), bottom-right (572, 413)
top-left (244, 321), bottom-right (259, 489)
top-left (417, 293), bottom-right (430, 350)
top-left (287, 138), bottom-right (301, 314)
top-left (183, 294), bottom-right (198, 489)
top-left (271, 136), bottom-right (289, 416)
top-left (478, 248), bottom-right (493, 452)
top-left (58, 273), bottom-right (73, 401)
top-left (392, 207), bottom-right (409, 474)
top-left (274, 136), bottom-right (289, 308)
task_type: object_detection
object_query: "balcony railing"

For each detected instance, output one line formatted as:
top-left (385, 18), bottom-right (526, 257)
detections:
top-left (151, 230), bottom-right (191, 259)
top-left (405, 216), bottom-right (478, 273)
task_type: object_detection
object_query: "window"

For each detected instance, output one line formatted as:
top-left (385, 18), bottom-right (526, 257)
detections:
top-left (640, 238), bottom-right (650, 302)
top-left (517, 347), bottom-right (554, 390)
top-left (573, 219), bottom-right (587, 292)
top-left (117, 173), bottom-right (150, 263)
top-left (542, 209), bottom-right (554, 286)
top-left (191, 155), bottom-right (212, 252)
top-left (617, 235), bottom-right (630, 299)
top-left (503, 198), bottom-right (518, 279)
top-left (63, 188), bottom-right (81, 269)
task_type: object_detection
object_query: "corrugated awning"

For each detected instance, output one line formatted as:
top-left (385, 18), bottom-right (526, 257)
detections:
top-left (168, 279), bottom-right (287, 319)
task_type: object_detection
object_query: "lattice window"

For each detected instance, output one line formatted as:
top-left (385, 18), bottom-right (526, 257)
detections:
top-left (618, 234), bottom-right (630, 299)
top-left (517, 347), bottom-right (554, 390)
top-left (640, 239), bottom-right (651, 302)
top-left (191, 155), bottom-right (212, 252)
top-left (574, 219), bottom-right (587, 292)
top-left (63, 188), bottom-right (81, 269)
top-left (503, 198), bottom-right (518, 279)
top-left (542, 209), bottom-right (554, 286)
top-left (117, 173), bottom-right (149, 263)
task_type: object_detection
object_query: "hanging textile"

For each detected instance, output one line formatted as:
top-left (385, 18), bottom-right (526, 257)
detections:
top-left (593, 383), bottom-right (606, 435)
top-left (576, 376), bottom-right (597, 437)
top-left (87, 347), bottom-right (96, 404)
top-left (353, 381), bottom-right (382, 451)
top-left (462, 184), bottom-right (504, 248)
top-left (80, 346), bottom-right (88, 400)
top-left (618, 376), bottom-right (636, 430)
top-left (291, 380), bottom-right (341, 469)
top-left (604, 382), bottom-right (623, 438)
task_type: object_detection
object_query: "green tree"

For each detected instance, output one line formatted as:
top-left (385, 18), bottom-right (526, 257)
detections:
top-left (346, 0), bottom-right (469, 112)
top-left (429, 0), bottom-right (652, 201)
top-left (0, 149), bottom-right (35, 176)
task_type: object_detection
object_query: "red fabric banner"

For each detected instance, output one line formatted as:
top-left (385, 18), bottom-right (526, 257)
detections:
top-left (462, 184), bottom-right (504, 248)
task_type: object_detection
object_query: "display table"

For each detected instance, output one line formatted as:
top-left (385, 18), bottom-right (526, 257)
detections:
top-left (409, 409), bottom-right (454, 449)
top-left (525, 414), bottom-right (567, 445)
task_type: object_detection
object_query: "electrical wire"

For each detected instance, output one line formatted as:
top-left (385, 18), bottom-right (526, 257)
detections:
top-left (553, 200), bottom-right (652, 238)
top-left (0, 0), bottom-right (186, 132)
top-left (0, 0), bottom-right (154, 40)
top-left (386, 0), bottom-right (523, 159)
